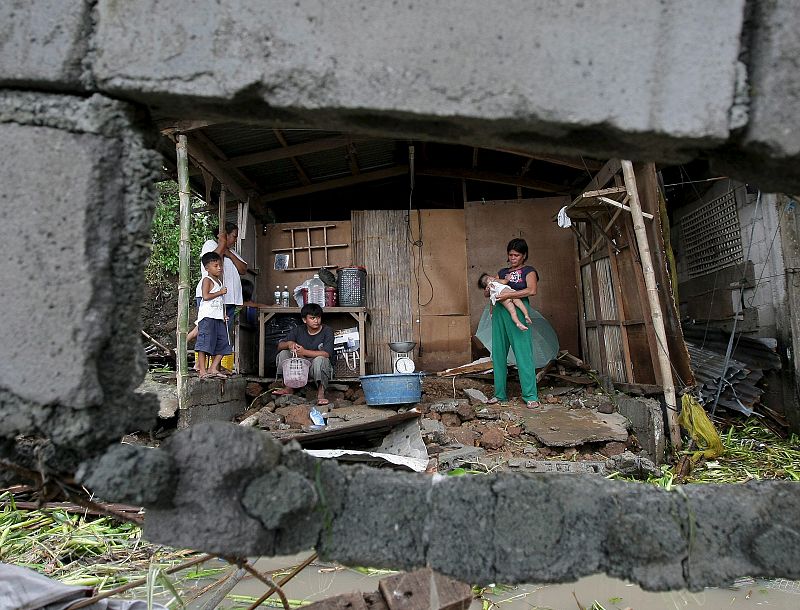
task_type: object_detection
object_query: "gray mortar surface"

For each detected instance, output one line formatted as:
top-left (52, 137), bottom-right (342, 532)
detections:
top-left (77, 422), bottom-right (800, 592)
top-left (0, 0), bottom-right (92, 90)
top-left (89, 0), bottom-right (747, 165)
top-left (0, 90), bottom-right (161, 471)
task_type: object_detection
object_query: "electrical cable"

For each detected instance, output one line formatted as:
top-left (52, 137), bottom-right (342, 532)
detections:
top-left (404, 145), bottom-right (434, 355)
top-left (710, 189), bottom-right (761, 417)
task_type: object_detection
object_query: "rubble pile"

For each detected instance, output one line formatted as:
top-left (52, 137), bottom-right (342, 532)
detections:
top-left (242, 375), bottom-right (654, 477)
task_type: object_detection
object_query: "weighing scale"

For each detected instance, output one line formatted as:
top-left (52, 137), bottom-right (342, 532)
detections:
top-left (388, 341), bottom-right (416, 374)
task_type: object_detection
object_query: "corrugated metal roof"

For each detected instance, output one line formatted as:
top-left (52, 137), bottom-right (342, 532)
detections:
top-left (300, 147), bottom-right (352, 182)
top-left (352, 140), bottom-right (398, 171)
top-left (682, 326), bottom-right (782, 371)
top-left (686, 342), bottom-right (763, 416)
top-left (243, 158), bottom-right (303, 191)
top-left (202, 124), bottom-right (280, 158)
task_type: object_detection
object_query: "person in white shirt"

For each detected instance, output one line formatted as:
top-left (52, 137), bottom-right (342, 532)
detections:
top-left (187, 222), bottom-right (248, 345)
top-left (195, 251), bottom-right (231, 378)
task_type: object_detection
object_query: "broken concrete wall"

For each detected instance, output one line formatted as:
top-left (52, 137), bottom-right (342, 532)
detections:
top-left (0, 90), bottom-right (161, 477)
top-left (3, 0), bottom-right (800, 592)
top-left (79, 422), bottom-right (800, 592)
top-left (179, 377), bottom-right (247, 429)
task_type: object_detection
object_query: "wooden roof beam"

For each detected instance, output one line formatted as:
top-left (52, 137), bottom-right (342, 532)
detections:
top-left (186, 136), bottom-right (254, 203)
top-left (492, 148), bottom-right (604, 171)
top-left (273, 128), bottom-right (312, 185)
top-left (416, 167), bottom-right (568, 193)
top-left (228, 135), bottom-right (371, 168)
top-left (262, 166), bottom-right (408, 202)
top-left (159, 120), bottom-right (216, 136)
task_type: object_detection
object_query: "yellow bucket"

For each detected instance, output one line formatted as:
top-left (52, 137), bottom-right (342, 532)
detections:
top-left (196, 352), bottom-right (235, 372)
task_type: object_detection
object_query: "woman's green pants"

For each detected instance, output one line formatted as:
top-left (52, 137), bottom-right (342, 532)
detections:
top-left (491, 300), bottom-right (538, 402)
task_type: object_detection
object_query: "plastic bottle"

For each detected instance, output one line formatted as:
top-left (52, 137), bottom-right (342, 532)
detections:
top-left (273, 285), bottom-right (281, 306)
top-left (308, 274), bottom-right (325, 307)
top-left (281, 286), bottom-right (290, 308)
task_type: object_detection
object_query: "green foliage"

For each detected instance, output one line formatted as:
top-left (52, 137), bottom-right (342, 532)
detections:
top-left (144, 181), bottom-right (213, 293)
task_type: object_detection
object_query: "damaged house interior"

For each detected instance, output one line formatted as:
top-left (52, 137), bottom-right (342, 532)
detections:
top-left (144, 122), bottom-right (798, 471)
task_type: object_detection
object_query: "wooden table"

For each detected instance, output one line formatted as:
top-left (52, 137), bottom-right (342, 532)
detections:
top-left (257, 306), bottom-right (369, 377)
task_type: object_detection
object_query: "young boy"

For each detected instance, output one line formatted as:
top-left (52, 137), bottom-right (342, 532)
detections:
top-left (272, 303), bottom-right (334, 406)
top-left (478, 272), bottom-right (533, 331)
top-left (195, 252), bottom-right (232, 379)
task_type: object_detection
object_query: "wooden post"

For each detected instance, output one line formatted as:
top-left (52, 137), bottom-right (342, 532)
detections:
top-left (621, 160), bottom-right (681, 450)
top-left (176, 135), bottom-right (191, 410)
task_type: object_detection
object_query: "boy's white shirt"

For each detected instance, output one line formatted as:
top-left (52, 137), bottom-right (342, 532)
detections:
top-left (195, 239), bottom-right (246, 305)
top-left (196, 275), bottom-right (226, 324)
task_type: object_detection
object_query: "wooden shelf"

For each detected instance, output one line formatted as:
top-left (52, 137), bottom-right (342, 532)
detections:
top-left (272, 224), bottom-right (347, 269)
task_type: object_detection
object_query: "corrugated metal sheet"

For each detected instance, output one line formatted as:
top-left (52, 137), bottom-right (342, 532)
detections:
top-left (686, 341), bottom-right (763, 416)
top-left (351, 140), bottom-right (398, 171)
top-left (244, 158), bottom-right (303, 191)
top-left (202, 124), bottom-right (280, 157)
top-left (682, 326), bottom-right (782, 371)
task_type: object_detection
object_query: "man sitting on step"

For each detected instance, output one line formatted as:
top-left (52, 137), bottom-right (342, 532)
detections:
top-left (271, 303), bottom-right (334, 406)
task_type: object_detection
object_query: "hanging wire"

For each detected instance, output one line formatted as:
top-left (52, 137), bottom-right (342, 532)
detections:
top-left (709, 189), bottom-right (761, 416)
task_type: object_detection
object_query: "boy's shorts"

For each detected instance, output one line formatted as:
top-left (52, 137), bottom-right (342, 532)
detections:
top-left (195, 318), bottom-right (232, 356)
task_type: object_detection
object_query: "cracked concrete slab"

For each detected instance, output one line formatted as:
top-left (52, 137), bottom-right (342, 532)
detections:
top-left (521, 407), bottom-right (629, 447)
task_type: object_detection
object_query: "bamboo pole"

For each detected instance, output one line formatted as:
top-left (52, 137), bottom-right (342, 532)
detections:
top-left (621, 160), bottom-right (681, 450)
top-left (176, 135), bottom-right (191, 411)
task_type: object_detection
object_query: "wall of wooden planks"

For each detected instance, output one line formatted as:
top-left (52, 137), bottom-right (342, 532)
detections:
top-left (257, 221), bottom-right (353, 304)
top-left (408, 209), bottom-right (472, 371)
top-left (464, 197), bottom-right (579, 357)
top-left (351, 210), bottom-right (414, 374)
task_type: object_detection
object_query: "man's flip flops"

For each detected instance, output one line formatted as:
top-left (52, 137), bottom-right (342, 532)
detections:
top-left (271, 388), bottom-right (293, 396)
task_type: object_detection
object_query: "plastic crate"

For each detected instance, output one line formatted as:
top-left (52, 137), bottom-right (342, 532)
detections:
top-left (337, 267), bottom-right (367, 306)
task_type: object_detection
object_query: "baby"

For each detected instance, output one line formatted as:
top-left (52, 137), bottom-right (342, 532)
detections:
top-left (478, 272), bottom-right (532, 331)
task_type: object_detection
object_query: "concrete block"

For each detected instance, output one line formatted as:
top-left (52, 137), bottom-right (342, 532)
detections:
top-left (178, 377), bottom-right (247, 428)
top-left (322, 468), bottom-right (428, 571)
top-left (685, 482), bottom-right (800, 589)
top-left (493, 475), bottom-right (608, 584)
top-left (604, 483), bottom-right (687, 590)
top-left (427, 475), bottom-right (496, 585)
top-left (144, 423), bottom-right (281, 555)
top-left (743, 0), bottom-right (800, 159)
top-left (0, 1), bottom-right (91, 89)
top-left (616, 396), bottom-right (665, 464)
top-left (0, 90), bottom-right (160, 460)
top-left (93, 0), bottom-right (745, 156)
top-left (77, 443), bottom-right (176, 507)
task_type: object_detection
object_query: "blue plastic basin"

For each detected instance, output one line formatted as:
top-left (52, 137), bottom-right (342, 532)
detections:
top-left (359, 373), bottom-right (423, 406)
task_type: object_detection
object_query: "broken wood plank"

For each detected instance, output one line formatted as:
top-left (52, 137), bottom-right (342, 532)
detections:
top-left (597, 195), bottom-right (654, 219)
top-left (300, 593), bottom-right (369, 610)
top-left (557, 351), bottom-right (587, 369)
top-left (612, 382), bottom-right (664, 396)
top-left (581, 186), bottom-right (627, 198)
top-left (437, 357), bottom-right (493, 377)
top-left (545, 373), bottom-right (596, 385)
top-left (141, 330), bottom-right (174, 355)
top-left (536, 360), bottom-right (556, 382)
top-left (378, 569), bottom-right (472, 610)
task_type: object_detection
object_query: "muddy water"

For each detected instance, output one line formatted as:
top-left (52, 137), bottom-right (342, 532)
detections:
top-left (185, 553), bottom-right (800, 610)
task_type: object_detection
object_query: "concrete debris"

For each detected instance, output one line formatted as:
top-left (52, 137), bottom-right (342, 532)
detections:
top-left (478, 428), bottom-right (505, 450)
top-left (606, 451), bottom-right (660, 480)
top-left (521, 406), bottom-right (629, 447)
top-left (462, 388), bottom-right (489, 404)
top-left (436, 445), bottom-right (487, 471)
